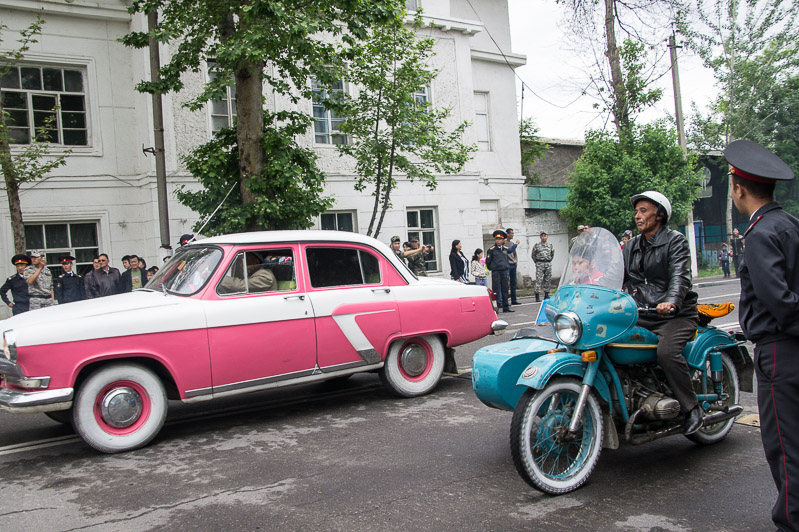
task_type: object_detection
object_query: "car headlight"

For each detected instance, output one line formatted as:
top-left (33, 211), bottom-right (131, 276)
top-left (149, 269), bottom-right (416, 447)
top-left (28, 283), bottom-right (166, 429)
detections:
top-left (553, 312), bottom-right (582, 345)
top-left (3, 330), bottom-right (17, 361)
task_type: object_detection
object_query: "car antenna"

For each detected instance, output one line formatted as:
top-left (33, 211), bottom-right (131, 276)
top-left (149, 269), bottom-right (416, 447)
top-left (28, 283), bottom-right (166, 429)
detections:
top-left (195, 183), bottom-right (237, 237)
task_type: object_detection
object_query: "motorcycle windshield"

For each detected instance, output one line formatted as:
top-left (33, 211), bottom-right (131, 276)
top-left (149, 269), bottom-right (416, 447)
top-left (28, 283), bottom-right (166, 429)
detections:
top-left (559, 227), bottom-right (624, 291)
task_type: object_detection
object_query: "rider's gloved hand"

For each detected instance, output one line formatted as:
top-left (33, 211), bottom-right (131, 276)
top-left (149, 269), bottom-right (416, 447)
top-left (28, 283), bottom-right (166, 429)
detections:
top-left (656, 302), bottom-right (676, 316)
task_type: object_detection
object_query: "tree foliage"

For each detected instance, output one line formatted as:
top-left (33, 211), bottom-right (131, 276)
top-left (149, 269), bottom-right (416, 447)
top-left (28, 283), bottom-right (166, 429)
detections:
top-left (123, 0), bottom-right (404, 233)
top-left (519, 118), bottom-right (550, 185)
top-left (332, 14), bottom-right (474, 238)
top-left (1, 17), bottom-right (70, 254)
top-left (561, 123), bottom-right (702, 235)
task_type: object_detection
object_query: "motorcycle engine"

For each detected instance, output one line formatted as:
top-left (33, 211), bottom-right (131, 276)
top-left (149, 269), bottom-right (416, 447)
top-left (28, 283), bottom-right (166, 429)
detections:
top-left (637, 392), bottom-right (681, 420)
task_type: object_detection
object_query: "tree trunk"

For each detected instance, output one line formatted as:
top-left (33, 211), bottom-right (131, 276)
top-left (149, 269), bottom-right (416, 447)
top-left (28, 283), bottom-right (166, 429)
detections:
top-left (366, 88), bottom-right (385, 237)
top-left (0, 122), bottom-right (26, 254)
top-left (604, 0), bottom-right (629, 135)
top-left (235, 60), bottom-right (265, 231)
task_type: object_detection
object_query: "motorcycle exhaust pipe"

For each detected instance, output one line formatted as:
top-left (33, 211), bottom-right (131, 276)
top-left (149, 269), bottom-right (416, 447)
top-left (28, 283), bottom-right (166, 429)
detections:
top-left (625, 405), bottom-right (744, 445)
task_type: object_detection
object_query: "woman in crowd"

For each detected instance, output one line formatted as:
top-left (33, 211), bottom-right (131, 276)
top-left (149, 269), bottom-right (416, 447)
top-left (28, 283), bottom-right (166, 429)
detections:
top-left (471, 248), bottom-right (487, 286)
top-left (449, 240), bottom-right (469, 283)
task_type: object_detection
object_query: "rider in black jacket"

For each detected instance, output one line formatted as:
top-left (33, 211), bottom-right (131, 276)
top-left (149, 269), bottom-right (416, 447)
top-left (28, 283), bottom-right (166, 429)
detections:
top-left (622, 191), bottom-right (702, 435)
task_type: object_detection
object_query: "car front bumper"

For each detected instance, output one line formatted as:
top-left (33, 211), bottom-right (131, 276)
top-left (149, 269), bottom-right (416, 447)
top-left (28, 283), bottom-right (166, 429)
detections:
top-left (492, 319), bottom-right (508, 335)
top-left (0, 387), bottom-right (74, 413)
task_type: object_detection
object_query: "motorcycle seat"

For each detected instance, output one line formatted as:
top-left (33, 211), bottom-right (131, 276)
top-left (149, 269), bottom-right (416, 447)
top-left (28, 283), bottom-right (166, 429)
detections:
top-left (697, 302), bottom-right (735, 326)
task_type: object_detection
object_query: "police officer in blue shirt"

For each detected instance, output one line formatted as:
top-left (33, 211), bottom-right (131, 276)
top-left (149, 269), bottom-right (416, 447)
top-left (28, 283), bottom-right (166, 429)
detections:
top-left (54, 255), bottom-right (85, 304)
top-left (485, 230), bottom-right (514, 313)
top-left (1, 254), bottom-right (31, 315)
top-left (727, 139), bottom-right (798, 531)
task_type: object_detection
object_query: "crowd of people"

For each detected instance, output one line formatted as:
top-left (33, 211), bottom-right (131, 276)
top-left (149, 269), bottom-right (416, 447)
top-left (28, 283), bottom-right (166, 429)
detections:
top-left (0, 251), bottom-right (170, 316)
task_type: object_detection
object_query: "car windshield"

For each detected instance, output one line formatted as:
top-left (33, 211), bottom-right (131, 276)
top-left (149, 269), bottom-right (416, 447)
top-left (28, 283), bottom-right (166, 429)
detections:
top-left (147, 246), bottom-right (224, 295)
top-left (558, 227), bottom-right (624, 290)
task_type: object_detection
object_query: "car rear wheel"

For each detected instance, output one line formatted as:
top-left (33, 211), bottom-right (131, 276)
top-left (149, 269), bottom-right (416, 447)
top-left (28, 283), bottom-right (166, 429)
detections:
top-left (380, 335), bottom-right (445, 397)
top-left (73, 363), bottom-right (167, 453)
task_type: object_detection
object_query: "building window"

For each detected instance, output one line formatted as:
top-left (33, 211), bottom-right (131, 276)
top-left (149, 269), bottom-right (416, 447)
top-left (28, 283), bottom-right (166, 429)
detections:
top-left (407, 207), bottom-right (438, 272)
top-left (473, 91), bottom-right (491, 152)
top-left (413, 86), bottom-right (429, 106)
top-left (406, 0), bottom-right (419, 11)
top-left (312, 78), bottom-right (347, 145)
top-left (207, 61), bottom-right (237, 134)
top-left (480, 200), bottom-right (499, 224)
top-left (24, 222), bottom-right (99, 276)
top-left (321, 211), bottom-right (356, 232)
top-left (0, 65), bottom-right (88, 145)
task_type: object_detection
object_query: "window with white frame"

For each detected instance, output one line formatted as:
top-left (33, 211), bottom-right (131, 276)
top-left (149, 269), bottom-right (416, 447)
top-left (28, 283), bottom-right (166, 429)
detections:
top-left (320, 211), bottom-right (356, 232)
top-left (480, 200), bottom-right (499, 225)
top-left (406, 0), bottom-right (419, 11)
top-left (473, 91), bottom-right (491, 152)
top-left (24, 222), bottom-right (99, 276)
top-left (312, 78), bottom-right (347, 145)
top-left (207, 61), bottom-right (237, 134)
top-left (0, 64), bottom-right (88, 145)
top-left (407, 207), bottom-right (438, 272)
top-left (413, 86), bottom-right (429, 106)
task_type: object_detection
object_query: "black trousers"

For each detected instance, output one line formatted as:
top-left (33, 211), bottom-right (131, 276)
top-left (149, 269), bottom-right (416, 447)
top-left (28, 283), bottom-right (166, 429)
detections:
top-left (755, 338), bottom-right (799, 531)
top-left (508, 264), bottom-right (518, 303)
top-left (638, 315), bottom-right (699, 412)
top-left (492, 269), bottom-right (510, 310)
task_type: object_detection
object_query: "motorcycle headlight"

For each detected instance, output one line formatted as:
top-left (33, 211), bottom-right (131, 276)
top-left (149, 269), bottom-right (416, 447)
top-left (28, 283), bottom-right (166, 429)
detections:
top-left (553, 312), bottom-right (582, 345)
top-left (3, 330), bottom-right (17, 361)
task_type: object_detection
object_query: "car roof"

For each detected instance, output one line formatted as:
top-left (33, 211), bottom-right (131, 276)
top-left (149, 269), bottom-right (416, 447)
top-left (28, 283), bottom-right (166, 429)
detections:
top-left (194, 230), bottom-right (389, 248)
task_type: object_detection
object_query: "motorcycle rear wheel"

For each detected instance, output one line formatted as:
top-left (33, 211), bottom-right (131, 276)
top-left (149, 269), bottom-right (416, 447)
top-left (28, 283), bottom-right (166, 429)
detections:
top-left (510, 378), bottom-right (603, 495)
top-left (687, 352), bottom-right (740, 444)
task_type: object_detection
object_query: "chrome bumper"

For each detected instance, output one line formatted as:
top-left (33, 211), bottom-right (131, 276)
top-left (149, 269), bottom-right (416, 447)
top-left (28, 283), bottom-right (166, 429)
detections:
top-left (492, 319), bottom-right (509, 335)
top-left (0, 387), bottom-right (74, 413)
top-left (0, 356), bottom-right (23, 379)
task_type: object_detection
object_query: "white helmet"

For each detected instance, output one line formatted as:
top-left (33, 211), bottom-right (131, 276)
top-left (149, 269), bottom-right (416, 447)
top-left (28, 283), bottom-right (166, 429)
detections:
top-left (630, 191), bottom-right (672, 223)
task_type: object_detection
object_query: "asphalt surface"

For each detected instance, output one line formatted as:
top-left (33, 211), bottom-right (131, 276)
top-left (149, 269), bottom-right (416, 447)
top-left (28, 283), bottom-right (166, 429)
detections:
top-left (0, 275), bottom-right (776, 531)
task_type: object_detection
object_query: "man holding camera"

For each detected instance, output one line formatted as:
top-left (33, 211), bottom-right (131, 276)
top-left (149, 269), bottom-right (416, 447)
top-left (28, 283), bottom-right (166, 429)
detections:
top-left (406, 236), bottom-right (434, 277)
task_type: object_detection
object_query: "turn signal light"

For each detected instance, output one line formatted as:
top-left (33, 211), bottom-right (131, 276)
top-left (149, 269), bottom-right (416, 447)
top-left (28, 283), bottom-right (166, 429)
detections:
top-left (581, 350), bottom-right (597, 362)
top-left (547, 348), bottom-right (566, 354)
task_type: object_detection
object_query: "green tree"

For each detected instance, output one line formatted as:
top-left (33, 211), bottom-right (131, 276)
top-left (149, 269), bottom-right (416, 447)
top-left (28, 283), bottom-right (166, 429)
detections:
top-left (561, 122), bottom-right (702, 235)
top-left (122, 0), bottom-right (404, 234)
top-left (333, 14), bottom-right (473, 238)
top-left (678, 0), bottom-right (799, 229)
top-left (519, 117), bottom-right (550, 185)
top-left (1, 17), bottom-right (71, 254)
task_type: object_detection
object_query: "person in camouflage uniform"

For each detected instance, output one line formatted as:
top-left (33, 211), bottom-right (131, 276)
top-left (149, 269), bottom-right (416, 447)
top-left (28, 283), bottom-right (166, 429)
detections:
top-left (406, 236), bottom-right (434, 276)
top-left (532, 231), bottom-right (555, 302)
top-left (24, 250), bottom-right (57, 310)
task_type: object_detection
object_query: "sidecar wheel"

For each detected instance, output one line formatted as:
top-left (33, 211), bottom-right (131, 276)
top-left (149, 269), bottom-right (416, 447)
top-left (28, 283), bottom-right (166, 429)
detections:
top-left (510, 378), bottom-right (603, 495)
top-left (687, 353), bottom-right (740, 445)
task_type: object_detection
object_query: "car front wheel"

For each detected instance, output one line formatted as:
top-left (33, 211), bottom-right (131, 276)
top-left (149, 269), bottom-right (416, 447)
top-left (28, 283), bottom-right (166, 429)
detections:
top-left (73, 363), bottom-right (167, 453)
top-left (380, 335), bottom-right (445, 397)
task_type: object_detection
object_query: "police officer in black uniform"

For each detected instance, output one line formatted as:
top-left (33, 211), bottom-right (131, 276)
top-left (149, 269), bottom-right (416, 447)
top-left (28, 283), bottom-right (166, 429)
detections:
top-left (1, 254), bottom-right (31, 315)
top-left (485, 230), bottom-right (513, 313)
top-left (54, 255), bottom-right (85, 304)
top-left (727, 139), bottom-right (798, 532)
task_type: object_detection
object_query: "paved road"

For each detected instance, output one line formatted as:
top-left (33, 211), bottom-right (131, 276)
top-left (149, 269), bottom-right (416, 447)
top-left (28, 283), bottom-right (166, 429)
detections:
top-left (0, 276), bottom-right (775, 531)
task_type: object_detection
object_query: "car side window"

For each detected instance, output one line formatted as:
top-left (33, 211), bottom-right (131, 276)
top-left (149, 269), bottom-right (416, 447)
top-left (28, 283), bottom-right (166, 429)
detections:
top-left (307, 247), bottom-right (381, 288)
top-left (216, 249), bottom-right (296, 296)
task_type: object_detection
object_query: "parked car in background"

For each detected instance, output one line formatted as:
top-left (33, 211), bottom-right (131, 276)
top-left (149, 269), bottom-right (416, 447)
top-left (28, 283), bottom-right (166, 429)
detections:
top-left (1, 231), bottom-right (505, 453)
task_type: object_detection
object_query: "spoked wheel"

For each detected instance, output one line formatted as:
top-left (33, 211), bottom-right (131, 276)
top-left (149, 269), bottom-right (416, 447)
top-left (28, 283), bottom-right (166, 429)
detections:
top-left (687, 352), bottom-right (740, 444)
top-left (379, 335), bottom-right (445, 397)
top-left (510, 378), bottom-right (603, 495)
top-left (73, 363), bottom-right (167, 453)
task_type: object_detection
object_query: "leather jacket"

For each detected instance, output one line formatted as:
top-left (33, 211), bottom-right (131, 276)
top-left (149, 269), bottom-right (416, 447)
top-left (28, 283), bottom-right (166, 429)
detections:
top-left (623, 225), bottom-right (697, 317)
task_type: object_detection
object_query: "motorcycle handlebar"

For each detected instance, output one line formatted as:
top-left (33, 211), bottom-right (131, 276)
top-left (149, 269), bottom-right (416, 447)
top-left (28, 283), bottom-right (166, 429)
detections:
top-left (637, 306), bottom-right (677, 317)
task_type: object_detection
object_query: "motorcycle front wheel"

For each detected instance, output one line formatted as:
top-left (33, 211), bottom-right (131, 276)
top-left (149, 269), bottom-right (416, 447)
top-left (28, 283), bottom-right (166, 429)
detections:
top-left (687, 352), bottom-right (740, 445)
top-left (510, 378), bottom-right (603, 495)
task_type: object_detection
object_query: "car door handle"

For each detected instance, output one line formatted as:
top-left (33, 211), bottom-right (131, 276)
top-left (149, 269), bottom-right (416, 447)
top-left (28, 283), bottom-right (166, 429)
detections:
top-left (283, 295), bottom-right (306, 301)
top-left (372, 288), bottom-right (391, 293)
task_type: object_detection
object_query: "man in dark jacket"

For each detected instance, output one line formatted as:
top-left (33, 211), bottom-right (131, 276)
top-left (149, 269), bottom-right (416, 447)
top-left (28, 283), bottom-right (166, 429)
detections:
top-left (486, 229), bottom-right (513, 313)
top-left (86, 253), bottom-right (121, 297)
top-left (1, 254), bottom-right (31, 315)
top-left (727, 139), bottom-right (798, 531)
top-left (54, 255), bottom-right (85, 304)
top-left (622, 191), bottom-right (702, 435)
top-left (121, 255), bottom-right (148, 292)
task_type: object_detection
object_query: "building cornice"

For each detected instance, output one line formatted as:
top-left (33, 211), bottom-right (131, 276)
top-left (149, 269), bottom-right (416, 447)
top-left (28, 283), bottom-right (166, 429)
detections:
top-left (418, 14), bottom-right (482, 35)
top-left (470, 49), bottom-right (526, 67)
top-left (0, 0), bottom-right (131, 22)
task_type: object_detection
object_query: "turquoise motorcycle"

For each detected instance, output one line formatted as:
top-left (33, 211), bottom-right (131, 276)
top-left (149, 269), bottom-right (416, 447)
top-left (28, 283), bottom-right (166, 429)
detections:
top-left (472, 228), bottom-right (752, 495)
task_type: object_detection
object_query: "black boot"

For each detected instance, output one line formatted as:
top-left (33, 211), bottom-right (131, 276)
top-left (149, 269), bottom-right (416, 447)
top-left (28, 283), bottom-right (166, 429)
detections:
top-left (683, 406), bottom-right (703, 435)
top-left (544, 292), bottom-right (550, 300)
top-left (535, 292), bottom-right (540, 302)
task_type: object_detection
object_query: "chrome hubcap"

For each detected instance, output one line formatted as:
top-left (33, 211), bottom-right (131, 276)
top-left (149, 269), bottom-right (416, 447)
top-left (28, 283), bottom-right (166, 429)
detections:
top-left (400, 344), bottom-right (427, 376)
top-left (100, 387), bottom-right (143, 428)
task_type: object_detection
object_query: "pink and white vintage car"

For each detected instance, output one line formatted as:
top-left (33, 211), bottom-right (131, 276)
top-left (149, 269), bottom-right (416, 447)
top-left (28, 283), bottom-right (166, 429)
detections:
top-left (0, 231), bottom-right (505, 453)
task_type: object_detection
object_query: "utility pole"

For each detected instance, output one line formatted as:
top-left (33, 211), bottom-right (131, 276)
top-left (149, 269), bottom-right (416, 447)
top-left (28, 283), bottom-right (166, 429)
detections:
top-left (147, 10), bottom-right (171, 255)
top-left (668, 32), bottom-right (698, 277)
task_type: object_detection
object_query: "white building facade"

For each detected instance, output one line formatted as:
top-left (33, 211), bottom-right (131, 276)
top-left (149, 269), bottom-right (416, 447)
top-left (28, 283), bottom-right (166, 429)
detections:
top-left (0, 0), bottom-right (529, 317)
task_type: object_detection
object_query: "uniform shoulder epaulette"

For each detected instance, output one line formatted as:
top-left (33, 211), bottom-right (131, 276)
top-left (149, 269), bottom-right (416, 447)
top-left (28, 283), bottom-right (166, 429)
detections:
top-left (489, 245), bottom-right (497, 250)
top-left (58, 273), bottom-right (66, 279)
top-left (6, 275), bottom-right (14, 281)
